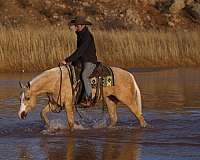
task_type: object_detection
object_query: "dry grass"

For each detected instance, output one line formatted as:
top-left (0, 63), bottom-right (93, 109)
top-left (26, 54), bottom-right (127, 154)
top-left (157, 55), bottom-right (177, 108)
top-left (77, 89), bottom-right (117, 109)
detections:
top-left (0, 27), bottom-right (200, 72)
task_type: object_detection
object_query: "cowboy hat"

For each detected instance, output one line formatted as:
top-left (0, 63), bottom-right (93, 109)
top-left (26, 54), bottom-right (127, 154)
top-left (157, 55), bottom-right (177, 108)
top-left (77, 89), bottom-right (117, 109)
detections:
top-left (68, 16), bottom-right (92, 26)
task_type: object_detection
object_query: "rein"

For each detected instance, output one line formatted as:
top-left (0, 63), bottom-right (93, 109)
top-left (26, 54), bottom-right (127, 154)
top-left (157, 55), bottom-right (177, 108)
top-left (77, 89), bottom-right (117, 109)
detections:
top-left (48, 64), bottom-right (107, 118)
top-left (66, 64), bottom-right (83, 119)
top-left (48, 64), bottom-right (63, 113)
top-left (57, 64), bottom-right (63, 110)
top-left (48, 64), bottom-right (83, 118)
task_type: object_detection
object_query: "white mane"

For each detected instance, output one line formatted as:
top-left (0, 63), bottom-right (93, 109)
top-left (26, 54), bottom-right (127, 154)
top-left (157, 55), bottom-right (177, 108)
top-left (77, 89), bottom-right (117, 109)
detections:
top-left (30, 67), bottom-right (59, 85)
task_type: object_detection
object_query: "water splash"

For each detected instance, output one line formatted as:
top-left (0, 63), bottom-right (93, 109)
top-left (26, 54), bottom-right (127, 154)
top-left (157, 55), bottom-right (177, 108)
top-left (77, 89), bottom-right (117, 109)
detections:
top-left (49, 119), bottom-right (66, 130)
top-left (74, 123), bottom-right (85, 130)
top-left (75, 111), bottom-right (108, 129)
top-left (41, 119), bottom-right (66, 135)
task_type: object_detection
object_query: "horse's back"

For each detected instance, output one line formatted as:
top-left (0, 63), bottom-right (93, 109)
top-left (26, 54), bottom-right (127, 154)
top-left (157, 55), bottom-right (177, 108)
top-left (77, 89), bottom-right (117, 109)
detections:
top-left (111, 67), bottom-right (134, 84)
top-left (101, 66), bottom-right (136, 96)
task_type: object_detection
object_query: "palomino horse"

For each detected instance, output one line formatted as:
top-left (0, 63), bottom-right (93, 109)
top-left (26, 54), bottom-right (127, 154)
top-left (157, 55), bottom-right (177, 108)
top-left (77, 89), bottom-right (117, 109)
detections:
top-left (18, 66), bottom-right (148, 131)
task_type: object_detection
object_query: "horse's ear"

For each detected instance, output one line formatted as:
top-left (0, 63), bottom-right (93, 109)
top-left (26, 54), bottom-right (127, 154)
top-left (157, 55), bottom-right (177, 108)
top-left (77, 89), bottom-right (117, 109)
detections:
top-left (26, 81), bottom-right (31, 89)
top-left (19, 81), bottom-right (25, 89)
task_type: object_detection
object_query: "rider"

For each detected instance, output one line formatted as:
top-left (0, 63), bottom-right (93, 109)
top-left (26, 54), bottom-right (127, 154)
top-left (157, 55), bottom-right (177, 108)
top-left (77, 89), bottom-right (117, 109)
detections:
top-left (62, 16), bottom-right (97, 106)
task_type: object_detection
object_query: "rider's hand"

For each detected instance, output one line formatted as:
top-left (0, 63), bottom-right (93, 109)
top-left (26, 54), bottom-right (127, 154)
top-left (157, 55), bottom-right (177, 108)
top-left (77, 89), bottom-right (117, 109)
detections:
top-left (60, 60), bottom-right (67, 65)
top-left (59, 61), bottom-right (67, 66)
top-left (60, 60), bottom-right (71, 66)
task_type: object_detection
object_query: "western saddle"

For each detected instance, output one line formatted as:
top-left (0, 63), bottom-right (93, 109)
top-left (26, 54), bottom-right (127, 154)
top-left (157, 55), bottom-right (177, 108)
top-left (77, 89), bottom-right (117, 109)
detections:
top-left (66, 62), bottom-right (114, 108)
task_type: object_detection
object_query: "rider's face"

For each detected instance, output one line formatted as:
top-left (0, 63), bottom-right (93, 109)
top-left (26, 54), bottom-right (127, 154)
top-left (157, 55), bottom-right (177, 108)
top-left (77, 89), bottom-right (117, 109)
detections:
top-left (75, 25), bottom-right (85, 32)
top-left (69, 25), bottom-right (85, 32)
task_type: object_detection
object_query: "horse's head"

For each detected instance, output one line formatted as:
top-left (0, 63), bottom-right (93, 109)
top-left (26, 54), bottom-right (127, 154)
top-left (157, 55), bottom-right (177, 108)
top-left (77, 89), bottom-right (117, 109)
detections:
top-left (18, 82), bottom-right (37, 119)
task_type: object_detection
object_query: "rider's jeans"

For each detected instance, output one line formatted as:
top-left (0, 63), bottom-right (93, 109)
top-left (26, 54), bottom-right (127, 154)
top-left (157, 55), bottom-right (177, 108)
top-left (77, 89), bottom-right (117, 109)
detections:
top-left (82, 62), bottom-right (96, 98)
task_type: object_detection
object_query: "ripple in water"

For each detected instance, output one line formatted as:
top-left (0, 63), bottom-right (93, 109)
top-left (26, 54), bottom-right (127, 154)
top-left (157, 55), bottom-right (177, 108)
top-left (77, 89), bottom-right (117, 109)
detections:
top-left (41, 114), bottom-right (109, 135)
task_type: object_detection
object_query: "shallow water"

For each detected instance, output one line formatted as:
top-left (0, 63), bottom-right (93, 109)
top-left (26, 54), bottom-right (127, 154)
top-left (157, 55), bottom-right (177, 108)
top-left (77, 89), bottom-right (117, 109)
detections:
top-left (0, 68), bottom-right (200, 160)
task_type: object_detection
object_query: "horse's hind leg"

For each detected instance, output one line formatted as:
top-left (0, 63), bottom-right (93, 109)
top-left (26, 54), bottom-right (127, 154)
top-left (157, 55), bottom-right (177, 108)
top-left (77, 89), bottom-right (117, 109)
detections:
top-left (129, 102), bottom-right (147, 128)
top-left (105, 96), bottom-right (118, 127)
top-left (116, 94), bottom-right (147, 128)
top-left (40, 104), bottom-right (51, 127)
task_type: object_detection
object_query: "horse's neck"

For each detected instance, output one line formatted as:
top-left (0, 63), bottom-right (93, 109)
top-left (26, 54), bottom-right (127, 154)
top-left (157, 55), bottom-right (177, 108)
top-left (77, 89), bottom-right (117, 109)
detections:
top-left (30, 67), bottom-right (62, 95)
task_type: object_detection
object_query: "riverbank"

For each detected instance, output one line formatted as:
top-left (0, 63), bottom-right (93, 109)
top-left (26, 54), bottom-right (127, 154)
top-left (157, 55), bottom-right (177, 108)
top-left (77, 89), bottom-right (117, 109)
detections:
top-left (0, 27), bottom-right (200, 72)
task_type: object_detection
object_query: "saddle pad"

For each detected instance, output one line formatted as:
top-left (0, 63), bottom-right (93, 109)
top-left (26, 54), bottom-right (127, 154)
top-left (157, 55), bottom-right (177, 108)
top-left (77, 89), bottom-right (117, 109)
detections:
top-left (68, 63), bottom-right (114, 88)
top-left (90, 75), bottom-right (114, 88)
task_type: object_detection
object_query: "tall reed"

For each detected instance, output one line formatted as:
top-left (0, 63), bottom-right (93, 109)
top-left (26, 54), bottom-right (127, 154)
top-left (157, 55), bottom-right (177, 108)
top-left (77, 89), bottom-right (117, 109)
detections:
top-left (0, 27), bottom-right (200, 72)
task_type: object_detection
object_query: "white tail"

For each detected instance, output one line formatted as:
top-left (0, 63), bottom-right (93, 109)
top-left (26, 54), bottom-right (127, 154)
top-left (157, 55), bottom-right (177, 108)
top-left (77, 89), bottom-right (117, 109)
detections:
top-left (130, 73), bottom-right (142, 113)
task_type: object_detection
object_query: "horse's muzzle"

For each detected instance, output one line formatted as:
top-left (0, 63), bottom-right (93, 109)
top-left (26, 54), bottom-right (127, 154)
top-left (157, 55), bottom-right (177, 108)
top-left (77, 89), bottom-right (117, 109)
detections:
top-left (20, 111), bottom-right (27, 119)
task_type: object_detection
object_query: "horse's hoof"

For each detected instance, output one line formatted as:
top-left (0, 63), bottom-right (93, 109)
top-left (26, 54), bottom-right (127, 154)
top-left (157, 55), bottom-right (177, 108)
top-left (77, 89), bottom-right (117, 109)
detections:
top-left (45, 124), bottom-right (50, 129)
top-left (141, 123), bottom-right (153, 129)
top-left (108, 125), bottom-right (115, 129)
top-left (69, 128), bottom-right (74, 132)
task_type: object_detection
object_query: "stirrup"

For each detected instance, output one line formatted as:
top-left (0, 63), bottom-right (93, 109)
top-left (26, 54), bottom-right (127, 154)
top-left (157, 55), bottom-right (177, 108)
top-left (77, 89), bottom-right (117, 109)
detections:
top-left (80, 97), bottom-right (94, 108)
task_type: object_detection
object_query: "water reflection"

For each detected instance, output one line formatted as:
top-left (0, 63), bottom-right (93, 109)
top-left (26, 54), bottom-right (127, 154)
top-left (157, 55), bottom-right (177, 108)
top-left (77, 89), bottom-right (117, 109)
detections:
top-left (132, 68), bottom-right (200, 109)
top-left (102, 130), bottom-right (142, 160)
top-left (1, 68), bottom-right (200, 160)
top-left (38, 129), bottom-right (142, 160)
top-left (18, 145), bottom-right (34, 160)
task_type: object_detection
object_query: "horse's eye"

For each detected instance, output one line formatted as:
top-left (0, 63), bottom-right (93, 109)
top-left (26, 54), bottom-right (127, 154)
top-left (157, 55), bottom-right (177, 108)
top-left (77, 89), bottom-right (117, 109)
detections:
top-left (25, 97), bottom-right (30, 101)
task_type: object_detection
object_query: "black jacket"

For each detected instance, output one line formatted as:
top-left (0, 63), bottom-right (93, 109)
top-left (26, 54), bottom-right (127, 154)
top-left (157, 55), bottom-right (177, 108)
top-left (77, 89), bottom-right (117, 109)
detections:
top-left (65, 27), bottom-right (97, 64)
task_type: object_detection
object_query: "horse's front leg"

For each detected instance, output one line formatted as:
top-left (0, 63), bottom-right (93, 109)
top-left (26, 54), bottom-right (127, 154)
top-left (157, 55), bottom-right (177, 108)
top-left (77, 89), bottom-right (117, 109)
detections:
top-left (64, 102), bottom-right (75, 132)
top-left (40, 104), bottom-right (51, 127)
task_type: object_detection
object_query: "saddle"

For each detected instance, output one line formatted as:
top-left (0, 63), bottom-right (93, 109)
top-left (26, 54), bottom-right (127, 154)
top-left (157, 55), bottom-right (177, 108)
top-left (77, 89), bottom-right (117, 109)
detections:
top-left (66, 62), bottom-right (114, 108)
